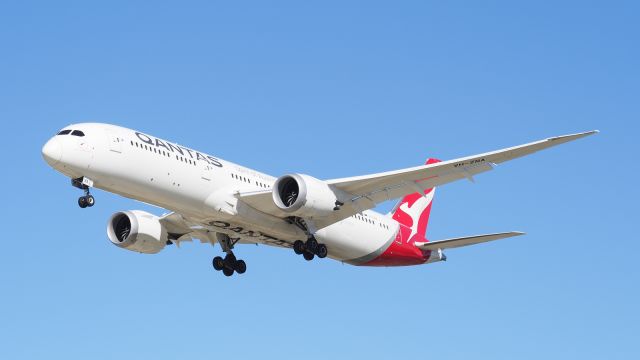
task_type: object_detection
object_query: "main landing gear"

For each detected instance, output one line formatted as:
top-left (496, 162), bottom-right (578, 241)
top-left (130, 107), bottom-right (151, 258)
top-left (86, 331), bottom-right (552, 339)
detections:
top-left (72, 177), bottom-right (95, 208)
top-left (212, 253), bottom-right (246, 277)
top-left (286, 217), bottom-right (328, 262)
top-left (293, 237), bottom-right (328, 261)
top-left (212, 233), bottom-right (246, 277)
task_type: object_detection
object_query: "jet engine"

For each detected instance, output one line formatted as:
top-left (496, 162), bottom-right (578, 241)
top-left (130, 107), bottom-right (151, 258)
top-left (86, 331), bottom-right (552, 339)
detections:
top-left (272, 174), bottom-right (340, 218)
top-left (107, 210), bottom-right (168, 254)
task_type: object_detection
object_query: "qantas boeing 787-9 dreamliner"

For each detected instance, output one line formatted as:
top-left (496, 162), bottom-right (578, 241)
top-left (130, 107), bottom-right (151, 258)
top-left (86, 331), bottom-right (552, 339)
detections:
top-left (41, 123), bottom-right (597, 276)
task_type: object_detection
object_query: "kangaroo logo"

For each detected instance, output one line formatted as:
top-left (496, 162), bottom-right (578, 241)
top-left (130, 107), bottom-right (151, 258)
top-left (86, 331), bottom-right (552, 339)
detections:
top-left (397, 188), bottom-right (435, 242)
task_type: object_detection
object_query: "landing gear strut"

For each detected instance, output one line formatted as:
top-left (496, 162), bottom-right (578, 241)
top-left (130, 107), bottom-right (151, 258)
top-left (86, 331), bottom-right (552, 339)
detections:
top-left (72, 177), bottom-right (95, 208)
top-left (293, 237), bottom-right (328, 261)
top-left (212, 233), bottom-right (246, 277)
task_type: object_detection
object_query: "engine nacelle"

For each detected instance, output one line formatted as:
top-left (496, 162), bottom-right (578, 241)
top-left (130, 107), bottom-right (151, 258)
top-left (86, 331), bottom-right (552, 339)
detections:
top-left (273, 174), bottom-right (339, 218)
top-left (107, 210), bottom-right (168, 254)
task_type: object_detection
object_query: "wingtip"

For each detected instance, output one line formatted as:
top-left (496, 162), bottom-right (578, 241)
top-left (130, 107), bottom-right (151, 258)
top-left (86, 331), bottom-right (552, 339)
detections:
top-left (576, 129), bottom-right (600, 137)
top-left (549, 130), bottom-right (600, 142)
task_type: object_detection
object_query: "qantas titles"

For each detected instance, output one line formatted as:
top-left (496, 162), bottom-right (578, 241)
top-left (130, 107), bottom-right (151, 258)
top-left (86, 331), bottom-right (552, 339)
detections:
top-left (208, 220), bottom-right (290, 247)
top-left (135, 132), bottom-right (223, 167)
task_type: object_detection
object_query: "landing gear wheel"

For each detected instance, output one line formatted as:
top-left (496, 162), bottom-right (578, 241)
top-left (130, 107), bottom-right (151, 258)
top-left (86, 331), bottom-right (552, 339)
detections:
top-left (295, 237), bottom-right (328, 261)
top-left (72, 177), bottom-right (96, 209)
top-left (212, 256), bottom-right (224, 271)
top-left (214, 233), bottom-right (247, 276)
top-left (234, 260), bottom-right (246, 274)
top-left (293, 240), bottom-right (305, 255)
top-left (222, 267), bottom-right (234, 277)
top-left (305, 238), bottom-right (318, 253)
top-left (224, 253), bottom-right (237, 268)
top-left (315, 244), bottom-right (328, 258)
top-left (303, 252), bottom-right (315, 261)
top-left (85, 195), bottom-right (95, 207)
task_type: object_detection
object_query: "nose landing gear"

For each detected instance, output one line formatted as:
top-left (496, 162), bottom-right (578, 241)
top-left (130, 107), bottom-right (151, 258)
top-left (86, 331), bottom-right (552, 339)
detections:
top-left (72, 177), bottom-right (95, 208)
top-left (78, 193), bottom-right (95, 208)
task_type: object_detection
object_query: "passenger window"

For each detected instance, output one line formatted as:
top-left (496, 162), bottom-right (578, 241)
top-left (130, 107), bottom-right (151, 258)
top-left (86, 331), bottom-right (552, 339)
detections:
top-left (71, 130), bottom-right (85, 137)
top-left (57, 130), bottom-right (72, 135)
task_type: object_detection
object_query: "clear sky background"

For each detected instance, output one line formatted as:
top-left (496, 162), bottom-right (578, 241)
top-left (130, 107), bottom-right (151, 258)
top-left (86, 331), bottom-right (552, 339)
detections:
top-left (1, 1), bottom-right (638, 359)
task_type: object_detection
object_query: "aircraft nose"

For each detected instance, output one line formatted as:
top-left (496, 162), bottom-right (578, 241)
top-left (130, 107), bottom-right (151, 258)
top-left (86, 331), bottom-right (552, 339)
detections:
top-left (42, 137), bottom-right (62, 166)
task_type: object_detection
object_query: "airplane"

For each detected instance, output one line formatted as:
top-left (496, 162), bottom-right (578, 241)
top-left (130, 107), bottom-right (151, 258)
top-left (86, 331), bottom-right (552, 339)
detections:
top-left (41, 123), bottom-right (597, 276)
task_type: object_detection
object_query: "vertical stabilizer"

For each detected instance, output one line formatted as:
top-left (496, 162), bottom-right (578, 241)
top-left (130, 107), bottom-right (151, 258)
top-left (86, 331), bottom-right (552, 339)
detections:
top-left (390, 158), bottom-right (440, 242)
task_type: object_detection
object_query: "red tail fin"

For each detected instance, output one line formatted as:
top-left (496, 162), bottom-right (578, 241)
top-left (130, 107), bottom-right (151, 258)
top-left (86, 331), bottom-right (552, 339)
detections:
top-left (390, 158), bottom-right (440, 242)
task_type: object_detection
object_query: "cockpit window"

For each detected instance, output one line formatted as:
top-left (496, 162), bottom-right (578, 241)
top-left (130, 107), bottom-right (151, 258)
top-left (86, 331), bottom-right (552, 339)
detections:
top-left (71, 130), bottom-right (85, 137)
top-left (57, 130), bottom-right (72, 135)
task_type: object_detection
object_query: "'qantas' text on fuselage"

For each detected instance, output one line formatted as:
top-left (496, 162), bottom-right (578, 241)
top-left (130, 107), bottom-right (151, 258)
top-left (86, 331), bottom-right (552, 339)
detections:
top-left (135, 132), bottom-right (223, 167)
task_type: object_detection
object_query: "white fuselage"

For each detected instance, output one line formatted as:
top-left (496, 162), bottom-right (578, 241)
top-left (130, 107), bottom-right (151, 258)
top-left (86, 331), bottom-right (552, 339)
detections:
top-left (43, 123), bottom-right (400, 264)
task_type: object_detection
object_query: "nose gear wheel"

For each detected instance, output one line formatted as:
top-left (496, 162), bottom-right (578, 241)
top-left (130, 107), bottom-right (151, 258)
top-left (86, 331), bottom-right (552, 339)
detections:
top-left (73, 177), bottom-right (95, 208)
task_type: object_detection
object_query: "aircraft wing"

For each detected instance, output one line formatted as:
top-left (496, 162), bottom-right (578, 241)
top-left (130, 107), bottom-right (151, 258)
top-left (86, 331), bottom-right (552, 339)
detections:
top-left (238, 130), bottom-right (598, 230)
top-left (158, 212), bottom-right (218, 246)
top-left (325, 130), bottom-right (598, 204)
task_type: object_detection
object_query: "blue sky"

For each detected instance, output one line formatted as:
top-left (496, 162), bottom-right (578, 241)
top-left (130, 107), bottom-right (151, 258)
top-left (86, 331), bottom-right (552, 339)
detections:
top-left (1, 1), bottom-right (638, 359)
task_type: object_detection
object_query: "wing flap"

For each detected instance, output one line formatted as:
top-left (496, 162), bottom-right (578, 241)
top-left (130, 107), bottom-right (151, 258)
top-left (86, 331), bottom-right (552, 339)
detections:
top-left (415, 231), bottom-right (525, 250)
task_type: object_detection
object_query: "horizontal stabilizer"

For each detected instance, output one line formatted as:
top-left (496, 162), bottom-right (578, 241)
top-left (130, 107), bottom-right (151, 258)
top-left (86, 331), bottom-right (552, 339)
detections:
top-left (414, 231), bottom-right (525, 250)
